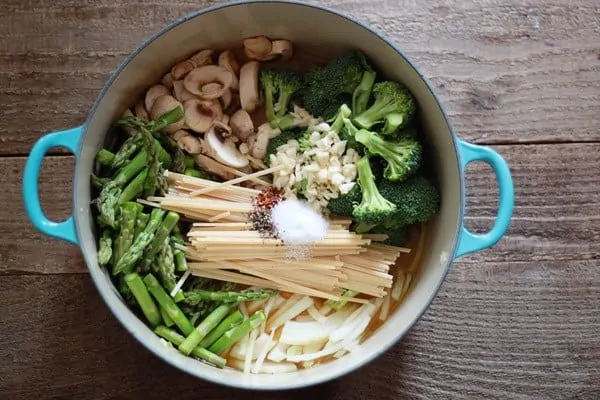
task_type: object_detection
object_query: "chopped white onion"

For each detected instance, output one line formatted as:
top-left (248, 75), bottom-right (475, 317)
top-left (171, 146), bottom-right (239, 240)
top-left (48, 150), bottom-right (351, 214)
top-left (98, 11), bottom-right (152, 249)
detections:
top-left (307, 305), bottom-right (328, 323)
top-left (268, 296), bottom-right (313, 332)
top-left (267, 342), bottom-right (289, 362)
top-left (252, 330), bottom-right (275, 374)
top-left (229, 359), bottom-right (297, 374)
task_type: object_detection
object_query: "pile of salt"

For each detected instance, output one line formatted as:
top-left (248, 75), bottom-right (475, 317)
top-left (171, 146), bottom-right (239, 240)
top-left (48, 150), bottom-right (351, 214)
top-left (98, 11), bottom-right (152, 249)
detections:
top-left (270, 199), bottom-right (329, 250)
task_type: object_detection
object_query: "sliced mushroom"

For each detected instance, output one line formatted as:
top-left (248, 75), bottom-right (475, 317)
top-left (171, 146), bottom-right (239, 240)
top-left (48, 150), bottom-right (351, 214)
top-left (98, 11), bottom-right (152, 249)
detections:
top-left (227, 92), bottom-right (241, 114)
top-left (270, 40), bottom-right (294, 62)
top-left (247, 134), bottom-right (257, 151)
top-left (221, 113), bottom-right (230, 126)
top-left (134, 100), bottom-right (150, 122)
top-left (145, 84), bottom-right (171, 112)
top-left (220, 88), bottom-right (233, 110)
top-left (173, 80), bottom-right (197, 103)
top-left (212, 120), bottom-right (232, 137)
top-left (243, 36), bottom-right (274, 60)
top-left (171, 130), bottom-right (189, 142)
top-left (171, 60), bottom-right (196, 80)
top-left (239, 61), bottom-right (261, 113)
top-left (251, 129), bottom-right (271, 160)
top-left (184, 98), bottom-right (223, 133)
top-left (150, 95), bottom-right (185, 133)
top-left (193, 154), bottom-right (237, 181)
top-left (176, 134), bottom-right (203, 154)
top-left (183, 65), bottom-right (234, 100)
top-left (230, 109), bottom-right (254, 140)
top-left (204, 125), bottom-right (249, 168)
top-left (188, 49), bottom-right (215, 67)
top-left (218, 50), bottom-right (240, 90)
top-left (161, 73), bottom-right (174, 89)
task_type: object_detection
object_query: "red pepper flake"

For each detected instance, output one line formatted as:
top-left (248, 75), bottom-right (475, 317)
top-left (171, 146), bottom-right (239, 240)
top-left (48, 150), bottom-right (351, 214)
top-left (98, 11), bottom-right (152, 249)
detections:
top-left (249, 187), bottom-right (284, 239)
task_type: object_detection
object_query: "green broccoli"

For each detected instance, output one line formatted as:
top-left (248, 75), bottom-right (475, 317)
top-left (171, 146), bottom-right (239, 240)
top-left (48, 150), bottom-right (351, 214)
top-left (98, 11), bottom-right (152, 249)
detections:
top-left (352, 54), bottom-right (377, 115)
top-left (352, 156), bottom-right (397, 225)
top-left (302, 51), bottom-right (370, 117)
top-left (260, 69), bottom-right (302, 123)
top-left (354, 129), bottom-right (422, 182)
top-left (379, 175), bottom-right (440, 225)
top-left (327, 183), bottom-right (362, 216)
top-left (263, 129), bottom-right (303, 165)
top-left (353, 81), bottom-right (416, 134)
top-left (373, 221), bottom-right (410, 246)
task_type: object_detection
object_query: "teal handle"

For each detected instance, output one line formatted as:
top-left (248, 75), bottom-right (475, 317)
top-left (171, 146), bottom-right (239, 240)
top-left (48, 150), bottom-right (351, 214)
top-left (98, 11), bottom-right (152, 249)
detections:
top-left (455, 140), bottom-right (514, 258)
top-left (23, 126), bottom-right (84, 245)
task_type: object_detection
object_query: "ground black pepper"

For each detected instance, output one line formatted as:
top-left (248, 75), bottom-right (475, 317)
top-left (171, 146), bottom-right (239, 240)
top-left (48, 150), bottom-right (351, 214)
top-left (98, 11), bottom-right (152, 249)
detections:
top-left (249, 187), bottom-right (284, 239)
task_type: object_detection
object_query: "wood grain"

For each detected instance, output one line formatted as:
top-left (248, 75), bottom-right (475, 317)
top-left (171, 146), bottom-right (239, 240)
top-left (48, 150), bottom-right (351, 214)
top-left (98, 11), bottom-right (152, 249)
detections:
top-left (1, 264), bottom-right (598, 399)
top-left (1, 0), bottom-right (599, 155)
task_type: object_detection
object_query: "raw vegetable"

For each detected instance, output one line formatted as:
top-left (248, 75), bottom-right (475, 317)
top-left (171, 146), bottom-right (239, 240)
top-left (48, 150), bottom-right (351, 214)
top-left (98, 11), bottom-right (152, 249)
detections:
top-left (352, 156), bottom-right (396, 225)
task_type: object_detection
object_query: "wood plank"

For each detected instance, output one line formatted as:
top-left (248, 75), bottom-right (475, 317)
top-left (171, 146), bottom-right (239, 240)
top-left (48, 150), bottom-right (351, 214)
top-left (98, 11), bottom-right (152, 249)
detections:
top-left (4, 141), bottom-right (598, 274)
top-left (1, 0), bottom-right (599, 155)
top-left (1, 156), bottom-right (85, 275)
top-left (0, 262), bottom-right (598, 399)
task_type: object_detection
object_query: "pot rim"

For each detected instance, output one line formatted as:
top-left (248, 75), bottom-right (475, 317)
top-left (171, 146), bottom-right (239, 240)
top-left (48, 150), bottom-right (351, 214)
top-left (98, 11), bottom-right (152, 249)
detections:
top-left (73, 0), bottom-right (463, 390)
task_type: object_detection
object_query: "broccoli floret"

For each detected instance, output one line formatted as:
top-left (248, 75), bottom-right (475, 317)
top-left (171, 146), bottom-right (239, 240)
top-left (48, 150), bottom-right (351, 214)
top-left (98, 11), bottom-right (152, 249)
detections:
top-left (260, 69), bottom-right (302, 123)
top-left (263, 129), bottom-right (303, 165)
top-left (353, 81), bottom-right (416, 134)
top-left (379, 175), bottom-right (441, 225)
top-left (351, 53), bottom-right (377, 115)
top-left (374, 223), bottom-right (410, 246)
top-left (354, 130), bottom-right (422, 182)
top-left (352, 156), bottom-right (397, 225)
top-left (302, 51), bottom-right (370, 117)
top-left (327, 183), bottom-right (362, 216)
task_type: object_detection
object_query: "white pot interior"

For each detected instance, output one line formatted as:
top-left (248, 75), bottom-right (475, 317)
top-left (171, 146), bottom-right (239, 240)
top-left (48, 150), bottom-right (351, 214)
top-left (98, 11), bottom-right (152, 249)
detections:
top-left (74, 1), bottom-right (462, 390)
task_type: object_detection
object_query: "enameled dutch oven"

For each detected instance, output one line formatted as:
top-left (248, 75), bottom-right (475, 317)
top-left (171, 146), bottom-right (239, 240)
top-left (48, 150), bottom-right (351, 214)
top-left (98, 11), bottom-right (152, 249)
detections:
top-left (22, 0), bottom-right (514, 391)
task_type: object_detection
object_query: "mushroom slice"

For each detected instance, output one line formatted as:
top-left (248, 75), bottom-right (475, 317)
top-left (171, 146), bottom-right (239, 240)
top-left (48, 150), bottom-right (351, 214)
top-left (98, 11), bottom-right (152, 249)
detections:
top-left (239, 61), bottom-right (261, 113)
top-left (218, 50), bottom-right (240, 90)
top-left (150, 95), bottom-right (185, 134)
top-left (171, 60), bottom-right (196, 80)
top-left (171, 130), bottom-right (189, 142)
top-left (220, 113), bottom-right (230, 126)
top-left (184, 98), bottom-right (222, 134)
top-left (134, 100), bottom-right (150, 122)
top-left (270, 40), bottom-right (294, 62)
top-left (177, 134), bottom-right (203, 154)
top-left (220, 88), bottom-right (233, 110)
top-left (230, 109), bottom-right (254, 140)
top-left (145, 84), bottom-right (171, 112)
top-left (243, 36), bottom-right (274, 60)
top-left (188, 49), bottom-right (215, 67)
top-left (161, 73), bottom-right (174, 89)
top-left (183, 65), bottom-right (234, 100)
top-left (212, 120), bottom-right (232, 137)
top-left (204, 125), bottom-right (249, 168)
top-left (173, 80), bottom-right (197, 103)
top-left (251, 129), bottom-right (271, 160)
top-left (193, 154), bottom-right (237, 181)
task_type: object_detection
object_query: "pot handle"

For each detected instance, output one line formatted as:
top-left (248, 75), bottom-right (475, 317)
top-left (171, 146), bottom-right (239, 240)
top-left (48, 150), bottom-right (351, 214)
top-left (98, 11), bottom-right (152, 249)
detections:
top-left (23, 126), bottom-right (84, 245)
top-left (454, 140), bottom-right (514, 258)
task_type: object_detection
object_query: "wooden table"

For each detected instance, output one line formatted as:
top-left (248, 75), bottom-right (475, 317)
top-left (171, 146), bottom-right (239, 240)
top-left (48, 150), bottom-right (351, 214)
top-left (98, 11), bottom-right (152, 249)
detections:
top-left (2, 0), bottom-right (599, 398)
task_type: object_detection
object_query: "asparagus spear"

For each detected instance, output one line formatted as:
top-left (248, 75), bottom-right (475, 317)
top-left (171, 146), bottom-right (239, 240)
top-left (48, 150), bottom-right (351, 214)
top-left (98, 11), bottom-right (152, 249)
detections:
top-left (153, 237), bottom-right (177, 292)
top-left (113, 208), bottom-right (166, 275)
top-left (183, 155), bottom-right (195, 169)
top-left (326, 289), bottom-right (360, 310)
top-left (159, 305), bottom-right (175, 327)
top-left (208, 311), bottom-right (266, 355)
top-left (199, 310), bottom-right (244, 348)
top-left (147, 106), bottom-right (184, 132)
top-left (96, 150), bottom-right (148, 227)
top-left (154, 326), bottom-right (226, 368)
top-left (144, 273), bottom-right (194, 336)
top-left (183, 289), bottom-right (278, 305)
top-left (91, 173), bottom-right (110, 189)
top-left (98, 229), bottom-right (113, 265)
top-left (133, 212), bottom-right (149, 241)
top-left (124, 272), bottom-right (162, 327)
top-left (170, 229), bottom-right (187, 272)
top-left (141, 211), bottom-right (180, 270)
top-left (141, 127), bottom-right (161, 198)
top-left (96, 149), bottom-right (116, 166)
top-left (117, 168), bottom-right (148, 206)
top-left (111, 134), bottom-right (142, 170)
top-left (184, 169), bottom-right (204, 178)
top-left (178, 303), bottom-right (235, 356)
top-left (112, 202), bottom-right (139, 266)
